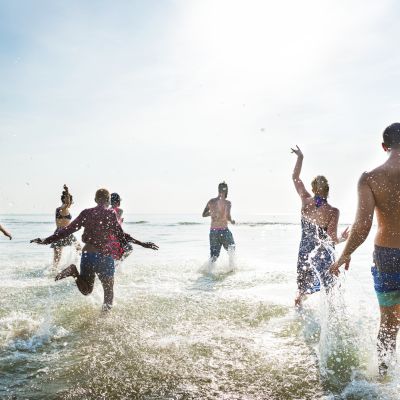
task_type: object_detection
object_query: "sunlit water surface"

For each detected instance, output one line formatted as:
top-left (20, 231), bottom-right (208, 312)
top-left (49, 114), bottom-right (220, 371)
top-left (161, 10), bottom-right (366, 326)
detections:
top-left (1, 214), bottom-right (399, 399)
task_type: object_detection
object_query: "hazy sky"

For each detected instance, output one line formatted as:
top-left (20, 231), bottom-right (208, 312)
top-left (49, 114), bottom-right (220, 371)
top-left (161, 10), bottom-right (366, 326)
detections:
top-left (1, 0), bottom-right (399, 219)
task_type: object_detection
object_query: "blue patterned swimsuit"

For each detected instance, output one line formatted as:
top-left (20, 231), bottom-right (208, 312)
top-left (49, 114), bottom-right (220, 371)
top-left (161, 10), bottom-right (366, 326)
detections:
top-left (296, 218), bottom-right (336, 294)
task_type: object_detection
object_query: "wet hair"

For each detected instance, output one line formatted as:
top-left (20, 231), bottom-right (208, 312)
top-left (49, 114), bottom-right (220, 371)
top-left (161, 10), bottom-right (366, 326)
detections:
top-left (61, 184), bottom-right (73, 204)
top-left (110, 193), bottom-right (121, 207)
top-left (95, 188), bottom-right (110, 204)
top-left (311, 175), bottom-right (329, 198)
top-left (383, 123), bottom-right (400, 149)
top-left (218, 181), bottom-right (228, 198)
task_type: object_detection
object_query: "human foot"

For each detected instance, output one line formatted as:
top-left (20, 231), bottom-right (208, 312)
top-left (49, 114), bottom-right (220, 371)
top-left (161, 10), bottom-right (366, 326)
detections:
top-left (55, 264), bottom-right (78, 281)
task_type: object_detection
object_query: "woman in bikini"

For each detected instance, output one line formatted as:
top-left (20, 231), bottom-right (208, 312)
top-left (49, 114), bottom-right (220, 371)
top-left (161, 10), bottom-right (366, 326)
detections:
top-left (52, 185), bottom-right (81, 268)
top-left (291, 146), bottom-right (349, 306)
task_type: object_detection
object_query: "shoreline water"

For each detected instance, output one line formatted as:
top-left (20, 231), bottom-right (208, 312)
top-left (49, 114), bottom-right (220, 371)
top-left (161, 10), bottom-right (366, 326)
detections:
top-left (1, 214), bottom-right (398, 399)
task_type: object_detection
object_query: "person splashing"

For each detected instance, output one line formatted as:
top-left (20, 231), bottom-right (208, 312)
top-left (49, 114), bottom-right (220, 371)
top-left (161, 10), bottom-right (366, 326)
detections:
top-left (291, 145), bottom-right (348, 307)
top-left (31, 188), bottom-right (158, 311)
top-left (202, 181), bottom-right (236, 268)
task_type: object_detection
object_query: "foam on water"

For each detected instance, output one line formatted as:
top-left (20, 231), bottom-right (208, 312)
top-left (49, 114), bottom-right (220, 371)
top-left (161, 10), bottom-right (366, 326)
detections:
top-left (1, 214), bottom-right (399, 399)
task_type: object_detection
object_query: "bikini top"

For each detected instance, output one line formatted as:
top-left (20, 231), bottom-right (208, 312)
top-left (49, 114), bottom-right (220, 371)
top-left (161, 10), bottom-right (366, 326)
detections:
top-left (314, 195), bottom-right (327, 208)
top-left (56, 207), bottom-right (72, 220)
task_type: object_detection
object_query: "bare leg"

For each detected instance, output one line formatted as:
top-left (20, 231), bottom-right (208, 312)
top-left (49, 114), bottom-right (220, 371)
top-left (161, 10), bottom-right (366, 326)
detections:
top-left (228, 245), bottom-right (236, 269)
top-left (295, 291), bottom-right (307, 307)
top-left (53, 247), bottom-right (62, 268)
top-left (377, 304), bottom-right (400, 375)
top-left (55, 264), bottom-right (94, 296)
top-left (98, 274), bottom-right (114, 310)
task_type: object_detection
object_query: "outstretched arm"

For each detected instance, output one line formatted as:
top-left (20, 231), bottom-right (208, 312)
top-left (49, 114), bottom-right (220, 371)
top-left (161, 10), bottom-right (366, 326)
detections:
top-left (0, 224), bottom-right (12, 240)
top-left (31, 212), bottom-right (85, 244)
top-left (291, 146), bottom-right (311, 200)
top-left (202, 201), bottom-right (211, 217)
top-left (127, 236), bottom-right (159, 250)
top-left (330, 172), bottom-right (375, 275)
top-left (111, 214), bottom-right (159, 250)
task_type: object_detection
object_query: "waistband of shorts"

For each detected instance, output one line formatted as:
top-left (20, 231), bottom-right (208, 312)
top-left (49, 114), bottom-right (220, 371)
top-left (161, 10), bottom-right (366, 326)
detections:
top-left (210, 227), bottom-right (229, 232)
top-left (373, 244), bottom-right (400, 273)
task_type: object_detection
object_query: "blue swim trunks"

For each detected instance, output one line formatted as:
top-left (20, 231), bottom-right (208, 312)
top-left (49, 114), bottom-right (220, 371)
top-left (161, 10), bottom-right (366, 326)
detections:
top-left (209, 228), bottom-right (235, 259)
top-left (371, 245), bottom-right (400, 307)
top-left (80, 252), bottom-right (115, 278)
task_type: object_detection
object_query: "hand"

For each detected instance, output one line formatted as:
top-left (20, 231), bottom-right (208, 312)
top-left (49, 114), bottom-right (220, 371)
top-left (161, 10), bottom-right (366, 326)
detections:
top-left (329, 254), bottom-right (351, 276)
top-left (31, 238), bottom-right (45, 244)
top-left (142, 242), bottom-right (159, 250)
top-left (291, 145), bottom-right (303, 158)
top-left (340, 227), bottom-right (350, 242)
top-left (6, 233), bottom-right (12, 240)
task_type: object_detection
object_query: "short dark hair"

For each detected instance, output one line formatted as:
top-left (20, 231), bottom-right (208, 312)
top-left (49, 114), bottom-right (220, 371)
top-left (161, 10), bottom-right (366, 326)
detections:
top-left (383, 123), bottom-right (400, 148)
top-left (111, 193), bottom-right (121, 206)
top-left (218, 181), bottom-right (228, 197)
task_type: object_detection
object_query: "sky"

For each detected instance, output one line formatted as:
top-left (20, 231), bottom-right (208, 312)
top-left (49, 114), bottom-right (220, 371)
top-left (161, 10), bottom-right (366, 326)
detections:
top-left (0, 0), bottom-right (400, 219)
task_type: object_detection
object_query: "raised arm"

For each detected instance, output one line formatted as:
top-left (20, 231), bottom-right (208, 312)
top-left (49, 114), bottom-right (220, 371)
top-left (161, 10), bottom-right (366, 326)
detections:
top-left (291, 146), bottom-right (311, 200)
top-left (202, 201), bottom-right (211, 218)
top-left (0, 224), bottom-right (12, 240)
top-left (330, 172), bottom-right (375, 275)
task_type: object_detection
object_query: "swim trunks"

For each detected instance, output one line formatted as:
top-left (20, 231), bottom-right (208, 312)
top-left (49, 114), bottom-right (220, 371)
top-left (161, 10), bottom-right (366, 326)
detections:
top-left (209, 228), bottom-right (235, 259)
top-left (371, 245), bottom-right (400, 307)
top-left (296, 218), bottom-right (335, 294)
top-left (80, 252), bottom-right (115, 279)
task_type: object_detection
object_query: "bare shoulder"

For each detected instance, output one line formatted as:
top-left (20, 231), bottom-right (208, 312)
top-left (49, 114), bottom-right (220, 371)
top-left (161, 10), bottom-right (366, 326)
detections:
top-left (358, 170), bottom-right (377, 187)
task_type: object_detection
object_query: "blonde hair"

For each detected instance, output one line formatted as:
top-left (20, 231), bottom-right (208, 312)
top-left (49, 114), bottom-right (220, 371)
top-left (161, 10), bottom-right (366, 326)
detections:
top-left (311, 175), bottom-right (329, 198)
top-left (95, 188), bottom-right (110, 204)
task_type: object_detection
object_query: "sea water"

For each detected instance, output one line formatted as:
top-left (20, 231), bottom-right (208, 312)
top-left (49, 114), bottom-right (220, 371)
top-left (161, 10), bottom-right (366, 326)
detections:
top-left (1, 214), bottom-right (399, 399)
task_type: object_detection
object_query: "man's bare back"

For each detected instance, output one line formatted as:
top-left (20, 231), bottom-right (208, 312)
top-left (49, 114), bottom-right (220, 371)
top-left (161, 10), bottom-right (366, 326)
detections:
top-left (204, 197), bottom-right (233, 229)
top-left (331, 123), bottom-right (400, 376)
top-left (365, 161), bottom-right (400, 248)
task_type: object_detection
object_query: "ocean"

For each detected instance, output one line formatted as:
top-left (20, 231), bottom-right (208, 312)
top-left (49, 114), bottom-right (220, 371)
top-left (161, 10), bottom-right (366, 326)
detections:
top-left (1, 213), bottom-right (399, 399)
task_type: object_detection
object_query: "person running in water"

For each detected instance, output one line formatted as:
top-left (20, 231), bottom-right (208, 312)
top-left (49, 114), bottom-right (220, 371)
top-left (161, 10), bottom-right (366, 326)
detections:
top-left (292, 145), bottom-right (348, 307)
top-left (51, 185), bottom-right (81, 268)
top-left (330, 123), bottom-right (400, 375)
top-left (31, 188), bottom-right (158, 311)
top-left (109, 192), bottom-right (133, 261)
top-left (0, 223), bottom-right (12, 240)
top-left (202, 182), bottom-right (236, 265)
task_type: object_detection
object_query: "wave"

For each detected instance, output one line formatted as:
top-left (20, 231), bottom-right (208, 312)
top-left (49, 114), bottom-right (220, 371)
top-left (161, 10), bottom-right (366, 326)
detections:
top-left (177, 222), bottom-right (202, 226)
top-left (125, 221), bottom-right (149, 225)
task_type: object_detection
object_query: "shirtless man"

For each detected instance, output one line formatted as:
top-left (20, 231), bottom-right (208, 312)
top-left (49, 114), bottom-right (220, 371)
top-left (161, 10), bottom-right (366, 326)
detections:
top-left (330, 123), bottom-right (400, 375)
top-left (31, 188), bottom-right (158, 311)
top-left (202, 182), bottom-right (236, 263)
top-left (0, 224), bottom-right (12, 240)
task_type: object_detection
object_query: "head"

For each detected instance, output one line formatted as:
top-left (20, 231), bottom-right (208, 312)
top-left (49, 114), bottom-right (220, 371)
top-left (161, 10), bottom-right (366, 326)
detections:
top-left (382, 123), bottom-right (400, 151)
top-left (95, 188), bottom-right (110, 206)
top-left (218, 181), bottom-right (228, 198)
top-left (110, 193), bottom-right (121, 207)
top-left (311, 175), bottom-right (329, 198)
top-left (61, 184), bottom-right (73, 206)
